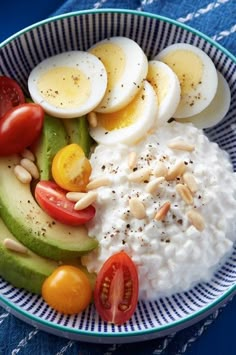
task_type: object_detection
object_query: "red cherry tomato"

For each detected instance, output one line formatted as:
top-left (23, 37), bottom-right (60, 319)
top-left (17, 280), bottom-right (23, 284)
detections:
top-left (94, 251), bottom-right (139, 325)
top-left (0, 103), bottom-right (44, 156)
top-left (0, 76), bottom-right (25, 118)
top-left (35, 181), bottom-right (96, 225)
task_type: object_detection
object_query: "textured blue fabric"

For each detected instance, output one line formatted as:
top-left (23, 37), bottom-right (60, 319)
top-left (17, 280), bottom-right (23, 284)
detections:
top-left (0, 1), bottom-right (236, 354)
top-left (52, 0), bottom-right (236, 55)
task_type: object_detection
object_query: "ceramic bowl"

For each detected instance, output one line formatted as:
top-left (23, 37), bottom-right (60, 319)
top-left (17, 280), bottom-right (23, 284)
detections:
top-left (0, 9), bottom-right (235, 343)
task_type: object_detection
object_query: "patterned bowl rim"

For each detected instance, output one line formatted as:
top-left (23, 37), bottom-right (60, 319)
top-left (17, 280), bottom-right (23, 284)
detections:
top-left (0, 8), bottom-right (236, 339)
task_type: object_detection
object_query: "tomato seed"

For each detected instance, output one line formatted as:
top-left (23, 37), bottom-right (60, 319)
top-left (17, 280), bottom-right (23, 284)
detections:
top-left (125, 280), bottom-right (132, 287)
top-left (119, 304), bottom-right (128, 311)
top-left (102, 282), bottom-right (110, 288)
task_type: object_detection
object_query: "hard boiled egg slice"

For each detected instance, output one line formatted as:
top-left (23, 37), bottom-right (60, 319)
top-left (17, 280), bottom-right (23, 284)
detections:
top-left (28, 51), bottom-right (107, 118)
top-left (147, 60), bottom-right (180, 125)
top-left (176, 72), bottom-right (231, 129)
top-left (89, 37), bottom-right (148, 113)
top-left (89, 80), bottom-right (158, 145)
top-left (155, 43), bottom-right (218, 118)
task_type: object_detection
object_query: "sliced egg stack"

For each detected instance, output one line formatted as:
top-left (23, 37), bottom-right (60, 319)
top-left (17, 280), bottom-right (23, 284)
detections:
top-left (155, 43), bottom-right (231, 128)
top-left (28, 38), bottom-right (231, 146)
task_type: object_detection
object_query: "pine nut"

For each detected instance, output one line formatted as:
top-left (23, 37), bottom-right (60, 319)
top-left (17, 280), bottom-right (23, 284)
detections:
top-left (167, 139), bottom-right (195, 152)
top-left (154, 202), bottom-right (171, 221)
top-left (21, 148), bottom-right (35, 161)
top-left (66, 192), bottom-right (87, 202)
top-left (176, 184), bottom-right (193, 204)
top-left (128, 152), bottom-right (137, 170)
top-left (20, 158), bottom-right (39, 179)
top-left (74, 191), bottom-right (97, 210)
top-left (3, 238), bottom-right (28, 254)
top-left (166, 161), bottom-right (186, 181)
top-left (153, 161), bottom-right (168, 178)
top-left (183, 172), bottom-right (198, 194)
top-left (129, 197), bottom-right (146, 219)
top-left (86, 177), bottom-right (111, 190)
top-left (14, 165), bottom-right (32, 184)
top-left (145, 177), bottom-right (165, 194)
top-left (187, 209), bottom-right (205, 231)
top-left (128, 167), bottom-right (150, 183)
top-left (87, 111), bottom-right (97, 128)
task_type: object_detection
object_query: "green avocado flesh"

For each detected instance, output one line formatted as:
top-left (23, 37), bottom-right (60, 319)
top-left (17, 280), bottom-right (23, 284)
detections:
top-left (34, 114), bottom-right (68, 180)
top-left (63, 116), bottom-right (93, 157)
top-left (0, 155), bottom-right (98, 261)
top-left (0, 217), bottom-right (58, 294)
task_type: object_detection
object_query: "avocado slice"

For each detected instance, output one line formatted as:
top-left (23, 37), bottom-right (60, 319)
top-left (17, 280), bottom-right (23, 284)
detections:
top-left (0, 217), bottom-right (58, 294)
top-left (63, 116), bottom-right (93, 157)
top-left (0, 155), bottom-right (98, 261)
top-left (34, 114), bottom-right (68, 180)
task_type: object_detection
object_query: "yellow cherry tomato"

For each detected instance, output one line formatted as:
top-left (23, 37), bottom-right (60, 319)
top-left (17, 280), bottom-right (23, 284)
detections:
top-left (52, 143), bottom-right (92, 191)
top-left (42, 265), bottom-right (92, 315)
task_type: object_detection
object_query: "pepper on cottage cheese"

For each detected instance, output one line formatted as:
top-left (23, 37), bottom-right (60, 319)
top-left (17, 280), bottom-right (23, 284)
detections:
top-left (82, 121), bottom-right (236, 300)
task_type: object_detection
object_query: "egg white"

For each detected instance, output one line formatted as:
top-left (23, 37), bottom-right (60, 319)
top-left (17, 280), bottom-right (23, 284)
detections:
top-left (155, 43), bottom-right (218, 119)
top-left (176, 72), bottom-right (231, 129)
top-left (89, 36), bottom-right (148, 113)
top-left (147, 60), bottom-right (180, 125)
top-left (89, 80), bottom-right (158, 145)
top-left (28, 51), bottom-right (107, 118)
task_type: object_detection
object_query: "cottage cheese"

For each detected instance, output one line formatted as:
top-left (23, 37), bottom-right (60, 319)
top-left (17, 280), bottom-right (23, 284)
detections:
top-left (82, 122), bottom-right (236, 300)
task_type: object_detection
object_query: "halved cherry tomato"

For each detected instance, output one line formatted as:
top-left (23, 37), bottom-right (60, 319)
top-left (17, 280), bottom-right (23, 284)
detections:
top-left (52, 143), bottom-right (92, 192)
top-left (0, 76), bottom-right (25, 118)
top-left (42, 265), bottom-right (92, 314)
top-left (94, 251), bottom-right (139, 325)
top-left (0, 103), bottom-right (44, 156)
top-left (35, 180), bottom-right (95, 225)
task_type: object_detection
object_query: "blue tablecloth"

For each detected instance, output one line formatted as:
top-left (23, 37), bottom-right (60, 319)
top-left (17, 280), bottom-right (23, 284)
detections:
top-left (0, 1), bottom-right (235, 354)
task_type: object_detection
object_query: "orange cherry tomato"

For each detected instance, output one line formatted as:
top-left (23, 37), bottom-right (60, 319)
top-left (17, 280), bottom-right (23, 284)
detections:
top-left (42, 265), bottom-right (92, 315)
top-left (52, 143), bottom-right (92, 192)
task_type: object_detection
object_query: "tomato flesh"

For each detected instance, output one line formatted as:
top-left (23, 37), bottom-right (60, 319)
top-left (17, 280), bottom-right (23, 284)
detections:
top-left (0, 103), bottom-right (44, 156)
top-left (94, 251), bottom-right (139, 325)
top-left (42, 265), bottom-right (92, 314)
top-left (35, 181), bottom-right (96, 225)
top-left (0, 76), bottom-right (25, 118)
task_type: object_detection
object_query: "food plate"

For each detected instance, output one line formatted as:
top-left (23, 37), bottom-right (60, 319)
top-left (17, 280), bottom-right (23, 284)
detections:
top-left (0, 9), bottom-right (236, 343)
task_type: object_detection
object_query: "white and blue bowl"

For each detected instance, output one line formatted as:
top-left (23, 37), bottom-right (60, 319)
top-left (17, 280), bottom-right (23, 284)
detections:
top-left (0, 9), bottom-right (235, 343)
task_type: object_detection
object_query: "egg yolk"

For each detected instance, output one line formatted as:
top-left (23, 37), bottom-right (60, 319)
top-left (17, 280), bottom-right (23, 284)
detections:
top-left (89, 43), bottom-right (126, 93)
top-left (96, 85), bottom-right (145, 130)
top-left (147, 65), bottom-right (170, 105)
top-left (161, 50), bottom-right (203, 95)
top-left (37, 66), bottom-right (91, 109)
